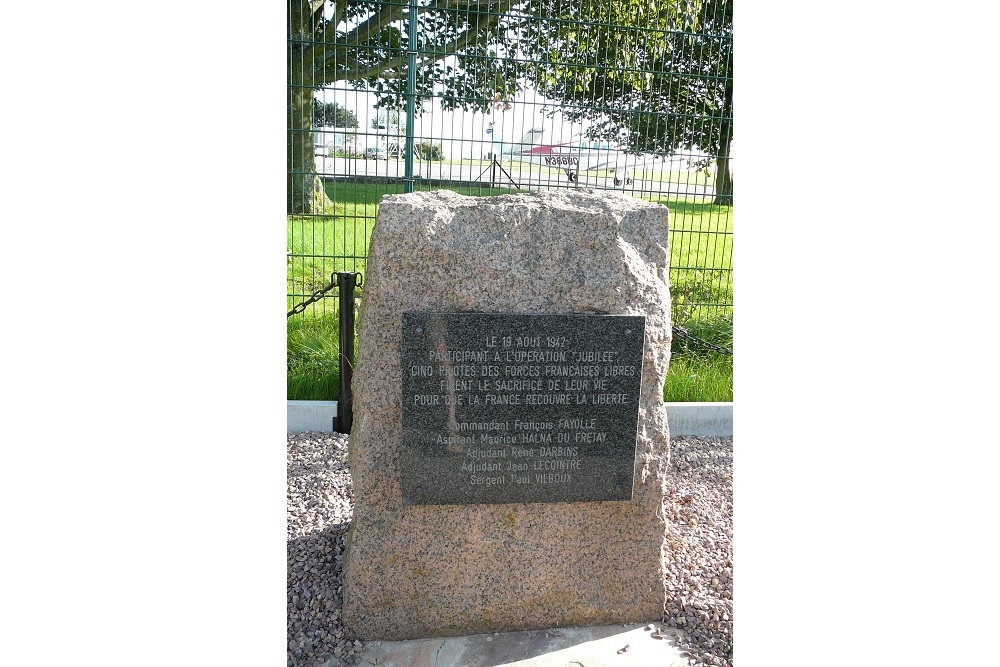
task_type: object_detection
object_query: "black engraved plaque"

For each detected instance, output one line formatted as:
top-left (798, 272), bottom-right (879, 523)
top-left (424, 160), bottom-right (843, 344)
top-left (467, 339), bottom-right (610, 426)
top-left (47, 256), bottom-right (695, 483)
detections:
top-left (401, 312), bottom-right (645, 505)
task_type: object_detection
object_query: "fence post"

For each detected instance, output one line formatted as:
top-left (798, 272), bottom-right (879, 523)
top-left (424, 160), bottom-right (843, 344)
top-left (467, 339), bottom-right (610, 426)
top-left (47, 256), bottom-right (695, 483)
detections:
top-left (335, 272), bottom-right (358, 433)
top-left (403, 0), bottom-right (418, 193)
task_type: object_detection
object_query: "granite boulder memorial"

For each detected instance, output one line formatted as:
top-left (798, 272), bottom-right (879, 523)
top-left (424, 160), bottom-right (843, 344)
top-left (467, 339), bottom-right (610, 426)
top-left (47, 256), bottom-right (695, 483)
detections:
top-left (342, 188), bottom-right (672, 639)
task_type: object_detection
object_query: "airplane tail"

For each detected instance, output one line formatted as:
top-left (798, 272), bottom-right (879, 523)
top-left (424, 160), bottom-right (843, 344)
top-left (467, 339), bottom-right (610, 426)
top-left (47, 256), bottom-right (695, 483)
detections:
top-left (487, 124), bottom-right (545, 156)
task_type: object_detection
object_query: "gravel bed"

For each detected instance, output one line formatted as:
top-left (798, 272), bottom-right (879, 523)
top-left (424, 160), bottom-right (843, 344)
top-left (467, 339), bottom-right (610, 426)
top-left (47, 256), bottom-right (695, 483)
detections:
top-left (287, 431), bottom-right (733, 667)
top-left (661, 435), bottom-right (734, 666)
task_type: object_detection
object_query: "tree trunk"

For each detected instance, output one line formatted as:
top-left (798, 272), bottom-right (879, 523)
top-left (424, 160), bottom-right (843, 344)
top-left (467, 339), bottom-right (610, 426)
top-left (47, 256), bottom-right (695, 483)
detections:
top-left (712, 63), bottom-right (734, 207)
top-left (288, 85), bottom-right (333, 215)
top-left (713, 154), bottom-right (733, 206)
top-left (712, 105), bottom-right (733, 206)
top-left (287, 1), bottom-right (333, 215)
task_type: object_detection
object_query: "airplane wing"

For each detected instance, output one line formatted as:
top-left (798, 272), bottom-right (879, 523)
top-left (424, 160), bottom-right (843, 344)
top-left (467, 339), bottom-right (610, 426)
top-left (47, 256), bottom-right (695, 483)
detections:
top-left (582, 150), bottom-right (662, 173)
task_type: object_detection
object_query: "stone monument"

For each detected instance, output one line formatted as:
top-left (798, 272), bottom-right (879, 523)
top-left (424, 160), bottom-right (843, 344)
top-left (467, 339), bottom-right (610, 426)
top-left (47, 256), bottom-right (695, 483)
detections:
top-left (342, 188), bottom-right (672, 640)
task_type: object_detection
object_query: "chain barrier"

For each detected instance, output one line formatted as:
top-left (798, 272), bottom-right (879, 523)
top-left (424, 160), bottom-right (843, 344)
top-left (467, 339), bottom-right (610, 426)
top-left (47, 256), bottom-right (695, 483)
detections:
top-left (672, 325), bottom-right (733, 355)
top-left (287, 272), bottom-right (363, 318)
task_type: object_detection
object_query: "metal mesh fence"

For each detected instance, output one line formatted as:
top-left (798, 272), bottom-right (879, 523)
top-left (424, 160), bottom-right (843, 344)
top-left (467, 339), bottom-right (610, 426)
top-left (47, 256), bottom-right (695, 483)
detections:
top-left (288, 0), bottom-right (732, 325)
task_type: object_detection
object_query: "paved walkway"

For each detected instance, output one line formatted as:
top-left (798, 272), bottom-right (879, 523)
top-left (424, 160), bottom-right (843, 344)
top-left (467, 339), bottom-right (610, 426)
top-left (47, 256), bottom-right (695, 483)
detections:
top-left (350, 622), bottom-right (692, 667)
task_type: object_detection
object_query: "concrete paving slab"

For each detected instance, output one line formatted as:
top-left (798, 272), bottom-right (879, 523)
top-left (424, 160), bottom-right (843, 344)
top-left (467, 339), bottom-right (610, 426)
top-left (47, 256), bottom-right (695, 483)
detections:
top-left (352, 622), bottom-right (692, 667)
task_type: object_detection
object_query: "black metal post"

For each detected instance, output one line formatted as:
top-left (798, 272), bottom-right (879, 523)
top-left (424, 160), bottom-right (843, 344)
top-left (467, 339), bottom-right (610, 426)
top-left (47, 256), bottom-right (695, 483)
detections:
top-left (473, 154), bottom-right (520, 188)
top-left (335, 272), bottom-right (357, 433)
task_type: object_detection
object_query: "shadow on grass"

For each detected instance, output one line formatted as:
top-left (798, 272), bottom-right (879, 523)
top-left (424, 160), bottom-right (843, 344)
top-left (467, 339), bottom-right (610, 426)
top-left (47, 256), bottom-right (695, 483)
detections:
top-left (322, 181), bottom-right (521, 210)
top-left (323, 180), bottom-right (404, 208)
top-left (654, 197), bottom-right (732, 217)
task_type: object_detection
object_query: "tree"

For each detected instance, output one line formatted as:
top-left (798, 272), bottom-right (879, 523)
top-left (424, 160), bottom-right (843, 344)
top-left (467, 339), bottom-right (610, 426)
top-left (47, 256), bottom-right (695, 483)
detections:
top-left (416, 141), bottom-right (444, 160)
top-left (529, 0), bottom-right (733, 205)
top-left (288, 0), bottom-right (528, 214)
top-left (288, 1), bottom-right (710, 213)
top-left (313, 99), bottom-right (359, 128)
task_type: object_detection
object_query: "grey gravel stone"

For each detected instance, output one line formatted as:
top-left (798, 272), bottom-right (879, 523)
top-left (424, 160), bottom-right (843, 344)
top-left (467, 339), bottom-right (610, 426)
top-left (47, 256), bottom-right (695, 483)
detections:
top-left (288, 431), bottom-right (733, 667)
top-left (661, 435), bottom-right (734, 666)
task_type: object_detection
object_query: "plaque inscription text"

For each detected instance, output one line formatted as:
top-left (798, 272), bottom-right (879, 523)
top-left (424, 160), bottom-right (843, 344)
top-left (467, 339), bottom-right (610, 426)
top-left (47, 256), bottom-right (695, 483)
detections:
top-left (401, 312), bottom-right (645, 505)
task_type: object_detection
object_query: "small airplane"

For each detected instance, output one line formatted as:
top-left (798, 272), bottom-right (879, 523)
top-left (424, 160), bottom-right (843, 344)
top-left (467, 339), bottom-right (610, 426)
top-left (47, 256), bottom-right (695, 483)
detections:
top-left (487, 123), bottom-right (656, 186)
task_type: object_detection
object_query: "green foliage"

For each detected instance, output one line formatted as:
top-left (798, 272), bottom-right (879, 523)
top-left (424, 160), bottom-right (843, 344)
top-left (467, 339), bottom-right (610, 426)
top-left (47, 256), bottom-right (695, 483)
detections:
top-left (287, 0), bottom-right (717, 213)
top-left (289, 1), bottom-right (706, 109)
top-left (531, 0), bottom-right (733, 204)
top-left (312, 99), bottom-right (358, 128)
top-left (415, 141), bottom-right (444, 160)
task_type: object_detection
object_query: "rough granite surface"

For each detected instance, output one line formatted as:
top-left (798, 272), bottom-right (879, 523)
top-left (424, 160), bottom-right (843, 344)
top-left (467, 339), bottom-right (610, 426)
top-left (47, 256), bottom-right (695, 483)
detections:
top-left (341, 188), bottom-right (672, 640)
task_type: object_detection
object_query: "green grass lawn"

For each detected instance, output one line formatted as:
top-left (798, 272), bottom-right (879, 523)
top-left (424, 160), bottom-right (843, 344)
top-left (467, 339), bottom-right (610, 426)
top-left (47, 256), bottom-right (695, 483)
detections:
top-left (663, 354), bottom-right (733, 402)
top-left (287, 313), bottom-right (343, 401)
top-left (288, 181), bottom-right (732, 401)
top-left (652, 196), bottom-right (733, 326)
top-left (664, 315), bottom-right (733, 402)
